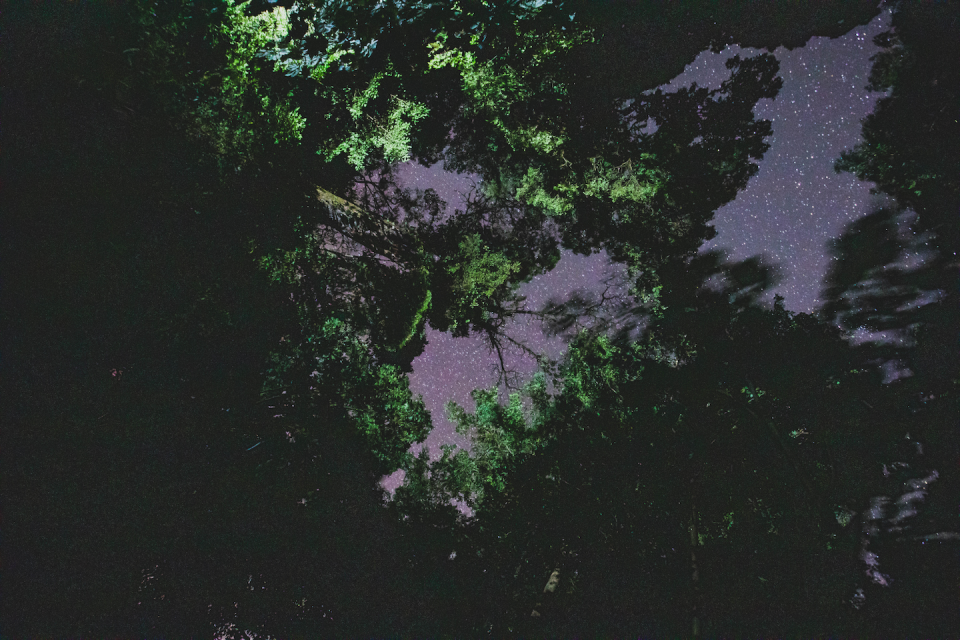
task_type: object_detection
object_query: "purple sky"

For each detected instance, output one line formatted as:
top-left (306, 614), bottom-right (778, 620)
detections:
top-left (381, 8), bottom-right (894, 493)
top-left (690, 10), bottom-right (896, 312)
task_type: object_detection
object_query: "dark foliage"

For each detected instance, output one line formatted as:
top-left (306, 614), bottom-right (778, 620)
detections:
top-left (2, 1), bottom-right (955, 638)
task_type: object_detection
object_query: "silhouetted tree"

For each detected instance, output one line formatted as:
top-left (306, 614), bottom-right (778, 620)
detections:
top-left (394, 252), bottom-right (907, 637)
top-left (6, 1), bottom-right (950, 638)
top-left (820, 1), bottom-right (960, 633)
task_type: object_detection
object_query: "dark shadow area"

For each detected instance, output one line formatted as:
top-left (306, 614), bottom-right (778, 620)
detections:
top-left (2, 1), bottom-right (955, 638)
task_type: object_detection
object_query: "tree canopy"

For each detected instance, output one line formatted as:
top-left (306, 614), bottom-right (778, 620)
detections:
top-left (2, 0), bottom-right (955, 638)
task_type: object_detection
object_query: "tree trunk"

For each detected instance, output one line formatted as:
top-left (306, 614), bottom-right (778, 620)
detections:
top-left (530, 568), bottom-right (560, 618)
top-left (690, 478), bottom-right (701, 640)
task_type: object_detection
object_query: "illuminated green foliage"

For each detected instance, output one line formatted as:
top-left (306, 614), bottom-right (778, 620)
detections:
top-left (425, 375), bottom-right (548, 510)
top-left (135, 0), bottom-right (306, 163)
top-left (321, 68), bottom-right (431, 169)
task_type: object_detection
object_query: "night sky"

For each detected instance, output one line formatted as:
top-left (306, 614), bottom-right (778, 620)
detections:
top-left (382, 8), bottom-right (895, 493)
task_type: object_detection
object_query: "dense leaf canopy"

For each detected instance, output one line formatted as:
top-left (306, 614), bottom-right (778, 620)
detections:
top-left (2, 1), bottom-right (955, 638)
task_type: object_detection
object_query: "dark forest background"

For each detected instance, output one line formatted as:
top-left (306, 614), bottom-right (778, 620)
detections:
top-left (2, 1), bottom-right (956, 638)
